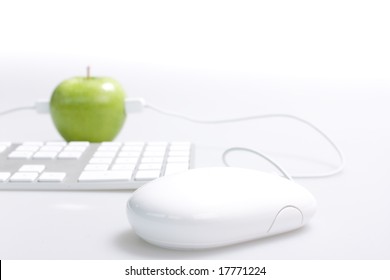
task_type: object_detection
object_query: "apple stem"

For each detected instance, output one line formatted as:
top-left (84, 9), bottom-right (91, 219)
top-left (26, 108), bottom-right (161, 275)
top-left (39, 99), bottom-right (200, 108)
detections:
top-left (86, 66), bottom-right (91, 79)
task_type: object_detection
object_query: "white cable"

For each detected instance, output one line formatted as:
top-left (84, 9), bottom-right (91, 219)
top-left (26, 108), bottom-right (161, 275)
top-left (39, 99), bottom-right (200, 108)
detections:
top-left (0, 106), bottom-right (35, 116)
top-left (222, 147), bottom-right (293, 180)
top-left (144, 103), bottom-right (345, 180)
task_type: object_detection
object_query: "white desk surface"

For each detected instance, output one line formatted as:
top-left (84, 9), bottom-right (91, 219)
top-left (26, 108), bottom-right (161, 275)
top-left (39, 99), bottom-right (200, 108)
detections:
top-left (0, 62), bottom-right (389, 260)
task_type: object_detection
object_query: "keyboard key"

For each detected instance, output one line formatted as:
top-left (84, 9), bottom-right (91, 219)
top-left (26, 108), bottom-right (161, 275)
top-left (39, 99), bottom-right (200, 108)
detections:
top-left (93, 151), bottom-right (116, 158)
top-left (164, 163), bottom-right (189, 176)
top-left (0, 172), bottom-right (11, 182)
top-left (8, 151), bottom-right (34, 159)
top-left (143, 151), bottom-right (166, 157)
top-left (78, 171), bottom-right (133, 182)
top-left (111, 164), bottom-right (135, 171)
top-left (141, 157), bottom-right (164, 163)
top-left (167, 157), bottom-right (190, 163)
top-left (134, 170), bottom-right (161, 181)
top-left (84, 164), bottom-right (109, 171)
top-left (63, 146), bottom-right (87, 152)
top-left (168, 150), bottom-right (190, 157)
top-left (115, 158), bottom-right (139, 164)
top-left (147, 142), bottom-right (168, 146)
top-left (38, 172), bottom-right (66, 182)
top-left (121, 146), bottom-right (143, 152)
top-left (118, 151), bottom-right (141, 158)
top-left (39, 146), bottom-right (64, 152)
top-left (97, 146), bottom-right (120, 152)
top-left (15, 145), bottom-right (40, 152)
top-left (0, 146), bottom-right (7, 153)
top-left (138, 163), bottom-right (163, 170)
top-left (89, 157), bottom-right (113, 164)
top-left (10, 172), bottom-right (39, 182)
top-left (33, 151), bottom-right (58, 159)
top-left (143, 146), bottom-right (166, 152)
top-left (19, 165), bottom-right (45, 173)
top-left (58, 152), bottom-right (83, 159)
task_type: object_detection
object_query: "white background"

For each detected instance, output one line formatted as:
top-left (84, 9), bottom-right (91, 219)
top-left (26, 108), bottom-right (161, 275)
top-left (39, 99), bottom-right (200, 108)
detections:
top-left (0, 0), bottom-right (390, 260)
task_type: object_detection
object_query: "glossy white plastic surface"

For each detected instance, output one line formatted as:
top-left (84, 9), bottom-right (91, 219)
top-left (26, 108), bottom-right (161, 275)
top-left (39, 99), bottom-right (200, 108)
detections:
top-left (127, 167), bottom-right (317, 249)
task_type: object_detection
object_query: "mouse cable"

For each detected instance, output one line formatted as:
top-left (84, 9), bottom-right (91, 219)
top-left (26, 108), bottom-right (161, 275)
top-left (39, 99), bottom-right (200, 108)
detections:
top-left (0, 106), bottom-right (35, 116)
top-left (143, 102), bottom-right (345, 180)
top-left (0, 100), bottom-right (50, 116)
top-left (221, 147), bottom-right (293, 180)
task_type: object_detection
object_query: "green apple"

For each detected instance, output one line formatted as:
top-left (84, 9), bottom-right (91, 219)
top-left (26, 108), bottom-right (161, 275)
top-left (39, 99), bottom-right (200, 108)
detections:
top-left (50, 75), bottom-right (126, 142)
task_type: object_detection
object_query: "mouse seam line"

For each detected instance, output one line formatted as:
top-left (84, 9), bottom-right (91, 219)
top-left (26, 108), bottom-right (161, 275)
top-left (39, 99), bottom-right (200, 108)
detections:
top-left (266, 205), bottom-right (304, 233)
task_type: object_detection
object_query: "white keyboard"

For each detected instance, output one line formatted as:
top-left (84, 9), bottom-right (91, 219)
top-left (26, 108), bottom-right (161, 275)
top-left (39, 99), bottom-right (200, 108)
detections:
top-left (0, 141), bottom-right (194, 190)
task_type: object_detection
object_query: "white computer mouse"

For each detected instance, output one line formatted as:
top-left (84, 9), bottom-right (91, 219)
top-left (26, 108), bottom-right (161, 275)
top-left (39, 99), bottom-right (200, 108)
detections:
top-left (126, 167), bottom-right (316, 249)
